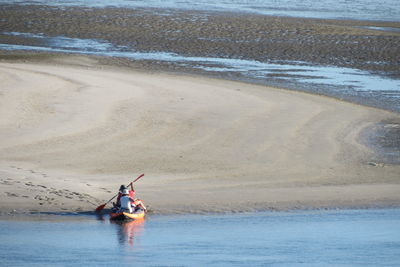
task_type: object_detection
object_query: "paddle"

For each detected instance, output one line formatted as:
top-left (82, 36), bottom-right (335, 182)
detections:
top-left (95, 174), bottom-right (144, 213)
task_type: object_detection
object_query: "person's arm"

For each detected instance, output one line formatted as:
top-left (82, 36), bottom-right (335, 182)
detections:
top-left (140, 202), bottom-right (147, 212)
top-left (116, 193), bottom-right (122, 205)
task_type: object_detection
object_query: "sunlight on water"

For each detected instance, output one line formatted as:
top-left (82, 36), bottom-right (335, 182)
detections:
top-left (3, 32), bottom-right (113, 52)
top-left (2, 0), bottom-right (400, 21)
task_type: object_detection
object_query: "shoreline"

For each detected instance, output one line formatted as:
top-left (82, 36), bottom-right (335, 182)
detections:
top-left (1, 51), bottom-right (400, 114)
top-left (2, 205), bottom-right (400, 221)
top-left (1, 5), bottom-right (399, 70)
top-left (0, 56), bottom-right (399, 217)
top-left (1, 5), bottom-right (399, 113)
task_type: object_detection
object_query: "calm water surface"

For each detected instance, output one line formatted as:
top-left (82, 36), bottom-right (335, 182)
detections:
top-left (1, 209), bottom-right (399, 266)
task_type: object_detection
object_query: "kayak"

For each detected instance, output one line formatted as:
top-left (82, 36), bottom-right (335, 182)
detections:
top-left (109, 209), bottom-right (146, 221)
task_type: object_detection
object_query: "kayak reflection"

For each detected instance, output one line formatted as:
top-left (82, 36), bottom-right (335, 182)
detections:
top-left (113, 219), bottom-right (145, 247)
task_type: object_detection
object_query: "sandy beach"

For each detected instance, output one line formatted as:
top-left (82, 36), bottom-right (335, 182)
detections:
top-left (0, 56), bottom-right (399, 215)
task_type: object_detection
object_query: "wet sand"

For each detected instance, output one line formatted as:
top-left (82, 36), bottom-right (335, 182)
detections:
top-left (1, 5), bottom-right (400, 114)
top-left (0, 57), bottom-right (399, 216)
top-left (1, 5), bottom-right (399, 76)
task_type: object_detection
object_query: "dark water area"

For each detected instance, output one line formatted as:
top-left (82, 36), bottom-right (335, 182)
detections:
top-left (2, 0), bottom-right (400, 22)
top-left (1, 209), bottom-right (400, 266)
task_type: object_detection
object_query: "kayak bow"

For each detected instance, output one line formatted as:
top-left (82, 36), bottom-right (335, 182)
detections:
top-left (110, 209), bottom-right (146, 221)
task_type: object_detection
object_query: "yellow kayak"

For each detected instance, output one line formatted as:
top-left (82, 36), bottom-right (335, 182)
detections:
top-left (109, 209), bottom-right (146, 221)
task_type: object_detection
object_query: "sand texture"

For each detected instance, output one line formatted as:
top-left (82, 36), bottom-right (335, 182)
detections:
top-left (1, 5), bottom-right (399, 76)
top-left (0, 57), bottom-right (399, 215)
top-left (1, 5), bottom-right (400, 114)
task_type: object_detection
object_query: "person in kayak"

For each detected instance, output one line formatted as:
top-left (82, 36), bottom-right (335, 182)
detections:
top-left (132, 198), bottom-right (147, 213)
top-left (116, 185), bottom-right (147, 213)
top-left (120, 189), bottom-right (135, 213)
top-left (116, 184), bottom-right (135, 207)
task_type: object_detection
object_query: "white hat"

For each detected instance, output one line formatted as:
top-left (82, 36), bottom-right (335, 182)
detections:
top-left (122, 189), bottom-right (129, 195)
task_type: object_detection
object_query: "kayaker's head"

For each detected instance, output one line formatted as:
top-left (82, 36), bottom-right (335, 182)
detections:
top-left (119, 185), bottom-right (126, 192)
top-left (122, 189), bottom-right (129, 196)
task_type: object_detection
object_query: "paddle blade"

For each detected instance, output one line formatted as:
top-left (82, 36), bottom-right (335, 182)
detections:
top-left (95, 203), bottom-right (106, 213)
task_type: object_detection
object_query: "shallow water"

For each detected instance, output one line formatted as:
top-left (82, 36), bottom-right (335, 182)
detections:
top-left (2, 0), bottom-right (400, 22)
top-left (2, 32), bottom-right (399, 93)
top-left (1, 31), bottom-right (400, 112)
top-left (1, 209), bottom-right (400, 266)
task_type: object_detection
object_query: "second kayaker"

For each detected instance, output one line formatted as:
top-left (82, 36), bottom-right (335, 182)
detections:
top-left (120, 189), bottom-right (135, 213)
top-left (116, 184), bottom-right (135, 207)
top-left (115, 184), bottom-right (147, 213)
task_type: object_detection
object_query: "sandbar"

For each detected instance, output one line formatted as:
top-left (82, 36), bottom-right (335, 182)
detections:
top-left (0, 56), bottom-right (399, 216)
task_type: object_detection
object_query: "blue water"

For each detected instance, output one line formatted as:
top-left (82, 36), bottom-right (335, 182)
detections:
top-left (2, 0), bottom-right (400, 22)
top-left (1, 209), bottom-right (400, 266)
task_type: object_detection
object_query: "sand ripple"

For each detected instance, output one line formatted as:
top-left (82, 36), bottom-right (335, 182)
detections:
top-left (0, 59), bottom-right (399, 214)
